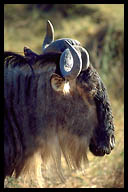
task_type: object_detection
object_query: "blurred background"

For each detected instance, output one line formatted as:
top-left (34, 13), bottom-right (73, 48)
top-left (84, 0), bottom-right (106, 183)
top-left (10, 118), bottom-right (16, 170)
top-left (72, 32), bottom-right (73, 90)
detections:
top-left (4, 4), bottom-right (124, 188)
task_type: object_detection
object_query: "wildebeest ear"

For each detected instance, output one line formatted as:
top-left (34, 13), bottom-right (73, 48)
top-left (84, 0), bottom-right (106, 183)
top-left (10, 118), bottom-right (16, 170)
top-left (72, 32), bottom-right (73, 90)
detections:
top-left (51, 74), bottom-right (65, 92)
top-left (51, 74), bottom-right (70, 94)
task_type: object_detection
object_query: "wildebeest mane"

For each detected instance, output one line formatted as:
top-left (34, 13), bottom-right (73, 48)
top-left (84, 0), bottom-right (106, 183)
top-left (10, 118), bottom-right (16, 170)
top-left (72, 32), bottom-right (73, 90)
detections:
top-left (4, 51), bottom-right (26, 67)
top-left (4, 51), bottom-right (62, 78)
top-left (4, 51), bottom-right (61, 66)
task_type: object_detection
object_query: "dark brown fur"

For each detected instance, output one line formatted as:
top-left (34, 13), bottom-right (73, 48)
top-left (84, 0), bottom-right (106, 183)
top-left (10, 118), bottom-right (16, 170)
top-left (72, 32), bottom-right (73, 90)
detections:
top-left (4, 51), bottom-right (115, 181)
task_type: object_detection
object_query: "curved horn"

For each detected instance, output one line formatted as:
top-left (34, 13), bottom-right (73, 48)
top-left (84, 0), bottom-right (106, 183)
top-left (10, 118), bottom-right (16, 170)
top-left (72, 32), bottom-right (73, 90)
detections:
top-left (42, 34), bottom-right (89, 71)
top-left (42, 20), bottom-right (54, 50)
top-left (43, 38), bottom-right (80, 54)
top-left (60, 40), bottom-right (82, 80)
top-left (73, 45), bottom-right (90, 71)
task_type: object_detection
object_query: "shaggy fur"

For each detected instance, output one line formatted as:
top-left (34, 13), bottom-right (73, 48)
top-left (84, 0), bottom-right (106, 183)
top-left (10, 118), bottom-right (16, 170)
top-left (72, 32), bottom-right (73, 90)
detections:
top-left (4, 51), bottom-right (115, 182)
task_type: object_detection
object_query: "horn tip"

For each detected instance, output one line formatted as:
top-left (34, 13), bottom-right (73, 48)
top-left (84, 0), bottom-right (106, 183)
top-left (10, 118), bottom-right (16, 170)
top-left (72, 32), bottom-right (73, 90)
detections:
top-left (47, 20), bottom-right (52, 26)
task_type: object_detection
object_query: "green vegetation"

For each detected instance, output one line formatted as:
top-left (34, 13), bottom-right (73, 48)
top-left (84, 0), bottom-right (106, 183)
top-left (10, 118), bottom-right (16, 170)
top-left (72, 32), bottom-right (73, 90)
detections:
top-left (4, 4), bottom-right (124, 188)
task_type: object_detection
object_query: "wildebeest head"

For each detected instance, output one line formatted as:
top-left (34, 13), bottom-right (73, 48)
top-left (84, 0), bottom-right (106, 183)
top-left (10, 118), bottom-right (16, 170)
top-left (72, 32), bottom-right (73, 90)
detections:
top-left (4, 20), bottom-right (115, 183)
top-left (23, 20), bottom-right (115, 157)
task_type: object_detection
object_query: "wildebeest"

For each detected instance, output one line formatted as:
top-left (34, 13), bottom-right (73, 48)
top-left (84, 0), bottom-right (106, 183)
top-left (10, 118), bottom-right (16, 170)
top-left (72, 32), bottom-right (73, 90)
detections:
top-left (4, 20), bottom-right (115, 182)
